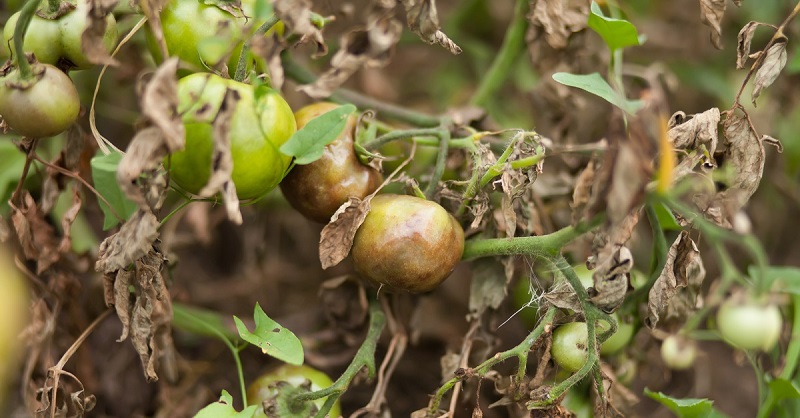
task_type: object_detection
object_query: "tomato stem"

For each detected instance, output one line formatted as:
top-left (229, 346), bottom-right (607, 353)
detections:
top-left (233, 14), bottom-right (280, 83)
top-left (13, 0), bottom-right (40, 80)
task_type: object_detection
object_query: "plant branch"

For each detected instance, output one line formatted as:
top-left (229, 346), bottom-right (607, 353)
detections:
top-left (234, 15), bottom-right (279, 82)
top-left (13, 0), bottom-right (40, 80)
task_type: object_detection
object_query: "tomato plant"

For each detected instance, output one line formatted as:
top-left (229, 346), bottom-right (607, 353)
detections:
top-left (351, 194), bottom-right (464, 293)
top-left (167, 72), bottom-right (296, 200)
top-left (247, 364), bottom-right (341, 418)
top-left (717, 295), bottom-right (783, 351)
top-left (280, 102), bottom-right (382, 223)
top-left (2, 0), bottom-right (118, 70)
top-left (0, 62), bottom-right (79, 137)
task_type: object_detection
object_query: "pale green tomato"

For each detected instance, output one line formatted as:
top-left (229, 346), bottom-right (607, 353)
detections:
top-left (552, 322), bottom-right (589, 372)
top-left (660, 335), bottom-right (697, 370)
top-left (247, 364), bottom-right (341, 418)
top-left (717, 297), bottom-right (782, 351)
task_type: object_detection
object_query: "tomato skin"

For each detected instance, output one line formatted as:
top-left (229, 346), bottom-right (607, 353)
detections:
top-left (717, 297), bottom-right (783, 351)
top-left (247, 364), bottom-right (341, 418)
top-left (351, 194), bottom-right (464, 293)
top-left (0, 64), bottom-right (80, 138)
top-left (660, 335), bottom-right (697, 370)
top-left (2, 0), bottom-right (118, 70)
top-left (551, 322), bottom-right (589, 372)
top-left (598, 313), bottom-right (635, 355)
top-left (169, 73), bottom-right (296, 200)
top-left (280, 103), bottom-right (383, 223)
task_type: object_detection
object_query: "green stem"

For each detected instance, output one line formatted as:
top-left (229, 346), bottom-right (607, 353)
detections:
top-left (362, 128), bottom-right (445, 151)
top-left (234, 15), bottom-right (279, 82)
top-left (13, 0), bottom-right (40, 80)
top-left (428, 306), bottom-right (558, 414)
top-left (424, 129), bottom-right (450, 198)
top-left (291, 298), bottom-right (386, 418)
top-left (461, 215), bottom-right (603, 260)
top-left (626, 203), bottom-right (669, 305)
top-left (281, 54), bottom-right (442, 127)
top-left (469, 0), bottom-right (528, 107)
top-left (159, 198), bottom-right (196, 227)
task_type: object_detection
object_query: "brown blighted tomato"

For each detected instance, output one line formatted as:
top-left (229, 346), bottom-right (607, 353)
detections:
top-left (351, 194), bottom-right (464, 293)
top-left (280, 102), bottom-right (382, 223)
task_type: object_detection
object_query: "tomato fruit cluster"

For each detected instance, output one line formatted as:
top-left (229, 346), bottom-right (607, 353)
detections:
top-left (168, 73), bottom-right (296, 200)
top-left (280, 102), bottom-right (383, 223)
top-left (247, 364), bottom-right (340, 418)
top-left (2, 0), bottom-right (118, 70)
top-left (351, 194), bottom-right (464, 293)
top-left (0, 63), bottom-right (80, 138)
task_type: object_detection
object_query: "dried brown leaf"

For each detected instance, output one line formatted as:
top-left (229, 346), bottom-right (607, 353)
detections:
top-left (57, 188), bottom-right (82, 255)
top-left (736, 21), bottom-right (759, 69)
top-left (589, 245), bottom-right (633, 313)
top-left (141, 58), bottom-right (184, 150)
top-left (95, 210), bottom-right (159, 273)
top-left (319, 196), bottom-right (373, 269)
top-left (645, 231), bottom-right (705, 329)
top-left (572, 157), bottom-right (597, 223)
top-left (667, 108), bottom-right (720, 155)
top-left (273, 0), bottom-right (326, 56)
top-left (401, 0), bottom-right (461, 54)
top-left (81, 0), bottom-right (119, 67)
top-left (699, 0), bottom-right (726, 49)
top-left (468, 258), bottom-right (509, 319)
top-left (752, 39), bottom-right (787, 105)
top-left (11, 193), bottom-right (60, 274)
top-left (250, 35), bottom-right (285, 91)
top-left (529, 0), bottom-right (590, 49)
top-left (117, 127), bottom-right (170, 211)
top-left (299, 17), bottom-right (402, 99)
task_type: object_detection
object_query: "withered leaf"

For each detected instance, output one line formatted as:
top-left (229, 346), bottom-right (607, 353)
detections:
top-left (736, 21), bottom-right (759, 69)
top-left (117, 127), bottom-right (170, 212)
top-left (141, 58), bottom-right (184, 150)
top-left (299, 17), bottom-right (402, 99)
top-left (667, 108), bottom-right (720, 155)
top-left (752, 39), bottom-right (787, 106)
top-left (57, 188), bottom-right (83, 255)
top-left (645, 231), bottom-right (705, 329)
top-left (589, 245), bottom-right (633, 313)
top-left (699, 0), bottom-right (726, 49)
top-left (10, 192), bottom-right (60, 274)
top-left (401, 0), bottom-right (461, 54)
top-left (81, 0), bottom-right (119, 67)
top-left (319, 196), bottom-right (373, 269)
top-left (528, 0), bottom-right (590, 49)
top-left (468, 258), bottom-right (509, 319)
top-left (543, 279), bottom-right (583, 314)
top-left (95, 209), bottom-right (159, 273)
top-left (250, 35), bottom-right (285, 91)
top-left (273, 0), bottom-right (326, 56)
top-left (571, 157), bottom-right (597, 223)
top-left (197, 88), bottom-right (243, 225)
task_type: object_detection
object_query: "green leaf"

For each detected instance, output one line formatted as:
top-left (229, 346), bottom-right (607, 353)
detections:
top-left (769, 378), bottom-right (800, 402)
top-left (652, 201), bottom-right (682, 231)
top-left (193, 390), bottom-right (258, 418)
top-left (0, 138), bottom-right (29, 211)
top-left (234, 303), bottom-right (304, 365)
top-left (90, 151), bottom-right (138, 230)
top-left (551, 72), bottom-right (643, 114)
top-left (644, 389), bottom-right (728, 418)
top-left (172, 303), bottom-right (240, 341)
top-left (588, 1), bottom-right (641, 52)
top-left (748, 265), bottom-right (800, 295)
top-left (279, 104), bottom-right (356, 165)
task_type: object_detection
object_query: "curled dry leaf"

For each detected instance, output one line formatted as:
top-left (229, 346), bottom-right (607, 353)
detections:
top-left (571, 157), bottom-right (597, 223)
top-left (82, 0), bottom-right (119, 66)
top-left (250, 35), bottom-right (285, 91)
top-left (95, 210), bottom-right (159, 273)
top-left (736, 21), bottom-right (759, 69)
top-left (645, 231), bottom-right (705, 329)
top-left (197, 88), bottom-right (243, 225)
top-left (10, 192), bottom-right (61, 274)
top-left (273, 0), bottom-right (326, 56)
top-left (528, 0), bottom-right (590, 49)
top-left (667, 108), bottom-right (720, 156)
top-left (589, 245), bottom-right (633, 313)
top-left (401, 0), bottom-right (461, 54)
top-left (141, 58), bottom-right (184, 150)
top-left (299, 16), bottom-right (402, 99)
top-left (752, 39), bottom-right (787, 106)
top-left (699, 0), bottom-right (726, 49)
top-left (319, 196), bottom-right (373, 269)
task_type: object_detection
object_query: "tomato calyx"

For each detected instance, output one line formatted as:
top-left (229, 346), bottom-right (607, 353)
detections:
top-left (35, 0), bottom-right (76, 20)
top-left (261, 380), bottom-right (319, 418)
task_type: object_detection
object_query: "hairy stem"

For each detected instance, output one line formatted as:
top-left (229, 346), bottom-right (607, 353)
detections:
top-left (234, 15), bottom-right (279, 83)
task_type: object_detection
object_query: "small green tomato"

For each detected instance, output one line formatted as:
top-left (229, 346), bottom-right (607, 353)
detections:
top-left (551, 322), bottom-right (589, 372)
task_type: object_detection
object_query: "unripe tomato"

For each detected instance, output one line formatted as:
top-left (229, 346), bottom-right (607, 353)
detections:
top-left (551, 322), bottom-right (589, 372)
top-left (280, 103), bottom-right (382, 223)
top-left (597, 313), bottom-right (635, 355)
top-left (717, 296), bottom-right (783, 351)
top-left (0, 247), bottom-right (30, 407)
top-left (2, 0), bottom-right (118, 70)
top-left (660, 335), bottom-right (696, 370)
top-left (0, 63), bottom-right (80, 138)
top-left (351, 194), bottom-right (464, 293)
top-left (168, 73), bottom-right (296, 200)
top-left (247, 364), bottom-right (341, 418)
top-left (147, 0), bottom-right (281, 78)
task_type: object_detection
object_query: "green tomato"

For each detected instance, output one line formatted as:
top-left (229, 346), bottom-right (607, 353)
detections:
top-left (597, 313), bottom-right (635, 355)
top-left (351, 194), bottom-right (464, 293)
top-left (280, 102), bottom-right (383, 223)
top-left (551, 322), bottom-right (589, 372)
top-left (0, 247), bottom-right (30, 408)
top-left (147, 0), bottom-right (281, 78)
top-left (2, 0), bottom-right (118, 70)
top-left (660, 335), bottom-right (697, 370)
top-left (717, 296), bottom-right (783, 351)
top-left (0, 63), bottom-right (80, 138)
top-left (247, 364), bottom-right (341, 418)
top-left (168, 73), bottom-right (296, 200)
